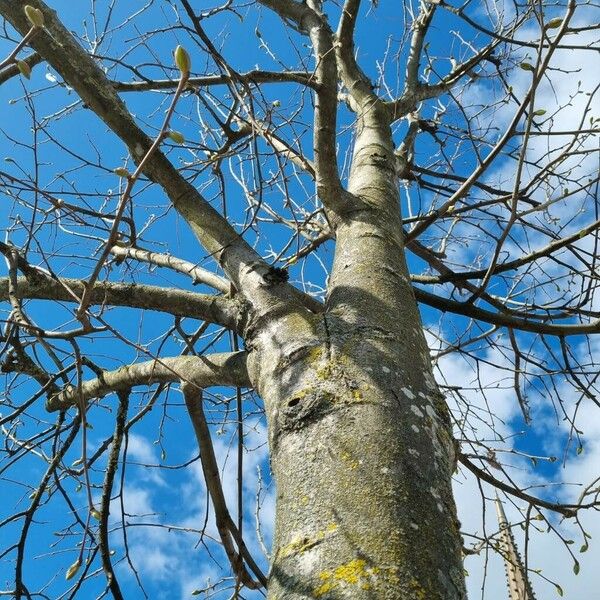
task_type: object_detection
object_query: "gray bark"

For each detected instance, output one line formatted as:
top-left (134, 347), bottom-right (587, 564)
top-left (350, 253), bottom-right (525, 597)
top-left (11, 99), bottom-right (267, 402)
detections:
top-left (245, 105), bottom-right (466, 599)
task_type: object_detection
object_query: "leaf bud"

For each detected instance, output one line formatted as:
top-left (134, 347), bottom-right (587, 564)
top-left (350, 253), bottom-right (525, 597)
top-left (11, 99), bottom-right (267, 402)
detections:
top-left (17, 60), bottom-right (31, 79)
top-left (168, 130), bottom-right (185, 144)
top-left (65, 559), bottom-right (81, 580)
top-left (24, 5), bottom-right (45, 28)
top-left (174, 45), bottom-right (191, 75)
top-left (519, 62), bottom-right (535, 72)
top-left (113, 167), bottom-right (130, 178)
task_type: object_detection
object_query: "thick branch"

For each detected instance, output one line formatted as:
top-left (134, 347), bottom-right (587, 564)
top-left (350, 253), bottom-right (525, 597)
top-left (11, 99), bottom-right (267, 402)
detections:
top-left (0, 276), bottom-right (241, 330)
top-left (259, 0), bottom-right (347, 214)
top-left (0, 51), bottom-right (42, 85)
top-left (336, 0), bottom-right (377, 109)
top-left (111, 70), bottom-right (317, 92)
top-left (47, 351), bottom-right (250, 411)
top-left (182, 383), bottom-right (266, 589)
top-left (98, 390), bottom-right (128, 600)
top-left (459, 454), bottom-right (577, 517)
top-left (109, 245), bottom-right (230, 293)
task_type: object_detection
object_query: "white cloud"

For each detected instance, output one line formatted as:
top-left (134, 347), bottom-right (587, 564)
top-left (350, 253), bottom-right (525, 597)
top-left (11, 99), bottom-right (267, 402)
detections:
top-left (127, 433), bottom-right (158, 464)
top-left (431, 334), bottom-right (600, 599)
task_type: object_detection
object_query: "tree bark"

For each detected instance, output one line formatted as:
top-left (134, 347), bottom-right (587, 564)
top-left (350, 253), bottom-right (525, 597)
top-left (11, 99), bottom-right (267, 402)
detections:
top-left (245, 105), bottom-right (466, 599)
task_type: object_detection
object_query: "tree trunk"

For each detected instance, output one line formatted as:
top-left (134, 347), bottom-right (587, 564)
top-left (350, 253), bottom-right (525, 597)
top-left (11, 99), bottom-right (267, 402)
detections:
top-left (247, 105), bottom-right (467, 599)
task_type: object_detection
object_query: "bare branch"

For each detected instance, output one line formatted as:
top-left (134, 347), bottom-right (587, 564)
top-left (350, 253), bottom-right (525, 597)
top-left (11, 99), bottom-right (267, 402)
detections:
top-left (47, 351), bottom-right (250, 411)
top-left (109, 245), bottom-right (230, 293)
top-left (0, 276), bottom-right (242, 330)
top-left (182, 383), bottom-right (266, 590)
top-left (111, 70), bottom-right (317, 92)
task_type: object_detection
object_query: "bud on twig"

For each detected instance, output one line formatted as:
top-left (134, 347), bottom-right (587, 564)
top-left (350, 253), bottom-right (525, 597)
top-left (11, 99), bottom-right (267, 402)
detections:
top-left (174, 45), bottom-right (191, 75)
top-left (17, 60), bottom-right (31, 79)
top-left (65, 559), bottom-right (81, 580)
top-left (24, 5), bottom-right (45, 28)
top-left (113, 167), bottom-right (130, 178)
top-left (546, 18), bottom-right (563, 30)
top-left (168, 130), bottom-right (185, 144)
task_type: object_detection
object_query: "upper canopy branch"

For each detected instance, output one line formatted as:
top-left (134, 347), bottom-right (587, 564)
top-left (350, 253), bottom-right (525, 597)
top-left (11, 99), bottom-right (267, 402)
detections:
top-left (336, 0), bottom-right (380, 111)
top-left (0, 0), bottom-right (311, 320)
top-left (259, 0), bottom-right (348, 216)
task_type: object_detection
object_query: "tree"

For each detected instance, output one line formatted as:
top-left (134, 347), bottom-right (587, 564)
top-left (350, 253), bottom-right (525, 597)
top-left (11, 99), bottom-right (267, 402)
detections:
top-left (0, 0), bottom-right (598, 598)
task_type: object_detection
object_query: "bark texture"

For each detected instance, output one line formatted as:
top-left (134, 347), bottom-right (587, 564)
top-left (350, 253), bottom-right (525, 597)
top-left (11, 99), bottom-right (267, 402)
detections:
top-left (245, 105), bottom-right (466, 599)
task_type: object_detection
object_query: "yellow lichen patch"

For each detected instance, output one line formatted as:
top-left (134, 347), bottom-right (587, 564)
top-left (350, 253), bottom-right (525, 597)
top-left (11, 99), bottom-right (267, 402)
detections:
top-left (277, 524), bottom-right (338, 559)
top-left (314, 559), bottom-right (381, 597)
top-left (316, 363), bottom-right (332, 380)
top-left (409, 576), bottom-right (427, 600)
top-left (289, 387), bottom-right (313, 402)
top-left (315, 354), bottom-right (349, 381)
top-left (351, 388), bottom-right (363, 401)
top-left (334, 558), bottom-right (375, 583)
top-left (314, 578), bottom-right (334, 597)
top-left (307, 345), bottom-right (324, 363)
top-left (340, 451), bottom-right (359, 470)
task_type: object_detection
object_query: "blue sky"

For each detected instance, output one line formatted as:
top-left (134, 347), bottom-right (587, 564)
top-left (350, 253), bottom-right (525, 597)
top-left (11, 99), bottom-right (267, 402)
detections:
top-left (1, 1), bottom-right (599, 598)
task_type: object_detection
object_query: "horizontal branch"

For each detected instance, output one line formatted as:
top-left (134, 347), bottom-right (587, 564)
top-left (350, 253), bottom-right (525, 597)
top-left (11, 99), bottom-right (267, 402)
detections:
top-left (47, 351), bottom-right (250, 411)
top-left (459, 454), bottom-right (577, 517)
top-left (413, 286), bottom-right (600, 336)
top-left (111, 70), bottom-right (317, 92)
top-left (109, 245), bottom-right (230, 293)
top-left (412, 215), bottom-right (600, 285)
top-left (0, 276), bottom-right (241, 330)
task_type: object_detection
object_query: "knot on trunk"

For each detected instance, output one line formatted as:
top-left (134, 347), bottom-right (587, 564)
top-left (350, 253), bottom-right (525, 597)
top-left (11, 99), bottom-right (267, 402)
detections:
top-left (280, 387), bottom-right (336, 432)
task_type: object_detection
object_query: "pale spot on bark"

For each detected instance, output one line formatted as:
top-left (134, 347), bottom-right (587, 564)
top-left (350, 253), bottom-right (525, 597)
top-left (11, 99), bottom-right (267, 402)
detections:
top-left (411, 424), bottom-right (420, 433)
top-left (402, 387), bottom-right (415, 400)
top-left (410, 404), bottom-right (424, 417)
